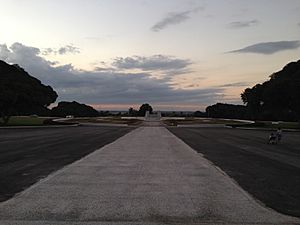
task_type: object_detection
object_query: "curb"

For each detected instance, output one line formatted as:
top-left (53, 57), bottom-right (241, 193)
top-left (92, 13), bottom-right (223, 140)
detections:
top-left (226, 126), bottom-right (300, 132)
top-left (0, 124), bottom-right (79, 129)
top-left (177, 124), bottom-right (226, 128)
top-left (80, 122), bottom-right (128, 127)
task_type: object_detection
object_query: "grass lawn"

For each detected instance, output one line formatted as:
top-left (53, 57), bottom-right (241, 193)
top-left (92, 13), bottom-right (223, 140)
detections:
top-left (163, 118), bottom-right (300, 129)
top-left (163, 118), bottom-right (250, 126)
top-left (0, 116), bottom-right (47, 126)
top-left (228, 121), bottom-right (300, 130)
top-left (68, 117), bottom-right (142, 125)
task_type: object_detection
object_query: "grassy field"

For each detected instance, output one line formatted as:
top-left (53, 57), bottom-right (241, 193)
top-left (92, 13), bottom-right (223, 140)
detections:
top-left (0, 116), bottom-right (47, 126)
top-left (162, 117), bottom-right (300, 129)
top-left (0, 116), bottom-right (142, 127)
top-left (163, 118), bottom-right (250, 126)
top-left (68, 117), bottom-right (143, 125)
top-left (2, 116), bottom-right (299, 129)
top-left (228, 121), bottom-right (300, 129)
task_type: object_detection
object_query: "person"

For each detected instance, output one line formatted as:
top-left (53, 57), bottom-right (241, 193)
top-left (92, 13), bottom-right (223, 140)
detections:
top-left (276, 128), bottom-right (282, 143)
top-left (268, 132), bottom-right (277, 144)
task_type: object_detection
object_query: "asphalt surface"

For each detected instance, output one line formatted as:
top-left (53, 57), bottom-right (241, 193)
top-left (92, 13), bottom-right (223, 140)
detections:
top-left (0, 127), bottom-right (299, 225)
top-left (0, 125), bottom-right (133, 202)
top-left (168, 127), bottom-right (300, 217)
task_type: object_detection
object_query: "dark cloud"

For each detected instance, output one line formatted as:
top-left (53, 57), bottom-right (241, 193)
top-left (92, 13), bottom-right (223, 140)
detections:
top-left (151, 6), bottom-right (203, 32)
top-left (42, 45), bottom-right (80, 55)
top-left (58, 45), bottom-right (80, 55)
top-left (93, 66), bottom-right (117, 72)
top-left (228, 40), bottom-right (300, 55)
top-left (228, 20), bottom-right (259, 29)
top-left (0, 42), bottom-right (223, 106)
top-left (218, 82), bottom-right (249, 88)
top-left (112, 55), bottom-right (192, 72)
top-left (42, 48), bottom-right (54, 55)
top-left (185, 84), bottom-right (200, 88)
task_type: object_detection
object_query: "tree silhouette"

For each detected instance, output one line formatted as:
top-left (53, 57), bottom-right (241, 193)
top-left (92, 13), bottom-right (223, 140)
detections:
top-left (241, 84), bottom-right (263, 120)
top-left (241, 59), bottom-right (300, 121)
top-left (138, 103), bottom-right (153, 116)
top-left (128, 107), bottom-right (138, 116)
top-left (206, 103), bottom-right (247, 119)
top-left (0, 60), bottom-right (57, 125)
top-left (51, 101), bottom-right (99, 117)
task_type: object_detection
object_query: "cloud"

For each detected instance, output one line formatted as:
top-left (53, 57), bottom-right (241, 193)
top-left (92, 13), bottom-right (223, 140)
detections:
top-left (94, 67), bottom-right (116, 72)
top-left (0, 42), bottom-right (223, 107)
top-left (112, 55), bottom-right (192, 72)
top-left (185, 84), bottom-right (200, 88)
top-left (218, 82), bottom-right (249, 88)
top-left (58, 45), bottom-right (80, 55)
top-left (228, 20), bottom-right (259, 29)
top-left (151, 6), bottom-right (203, 32)
top-left (42, 44), bottom-right (80, 55)
top-left (42, 48), bottom-right (55, 55)
top-left (228, 40), bottom-right (300, 55)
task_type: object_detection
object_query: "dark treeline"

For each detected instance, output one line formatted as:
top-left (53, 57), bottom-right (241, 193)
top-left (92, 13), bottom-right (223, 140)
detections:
top-left (1, 59), bottom-right (300, 123)
top-left (51, 101), bottom-right (99, 117)
top-left (0, 60), bottom-right (101, 124)
top-left (241, 60), bottom-right (300, 121)
top-left (0, 61), bottom-right (57, 124)
top-left (0, 60), bottom-right (156, 124)
top-left (162, 111), bottom-right (197, 117)
top-left (128, 103), bottom-right (153, 117)
top-left (199, 59), bottom-right (300, 121)
top-left (205, 103), bottom-right (247, 119)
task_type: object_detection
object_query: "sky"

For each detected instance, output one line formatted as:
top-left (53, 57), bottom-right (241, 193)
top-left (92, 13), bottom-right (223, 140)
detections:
top-left (0, 0), bottom-right (300, 111)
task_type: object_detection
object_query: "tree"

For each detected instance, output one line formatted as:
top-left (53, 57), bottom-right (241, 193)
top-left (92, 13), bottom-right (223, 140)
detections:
top-left (205, 103), bottom-right (247, 119)
top-left (193, 110), bottom-right (206, 117)
top-left (138, 103), bottom-right (153, 116)
top-left (51, 101), bottom-right (99, 117)
top-left (0, 60), bottom-right (58, 125)
top-left (241, 84), bottom-right (264, 120)
top-left (241, 59), bottom-right (300, 121)
top-left (128, 107), bottom-right (138, 116)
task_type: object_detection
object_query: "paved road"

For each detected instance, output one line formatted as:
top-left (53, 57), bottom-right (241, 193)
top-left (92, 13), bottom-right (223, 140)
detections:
top-left (0, 125), bottom-right (133, 202)
top-left (0, 127), bottom-right (298, 225)
top-left (169, 127), bottom-right (300, 217)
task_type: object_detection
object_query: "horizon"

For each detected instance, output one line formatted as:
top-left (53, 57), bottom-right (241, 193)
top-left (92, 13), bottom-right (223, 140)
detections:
top-left (50, 102), bottom-right (202, 112)
top-left (1, 0), bottom-right (300, 111)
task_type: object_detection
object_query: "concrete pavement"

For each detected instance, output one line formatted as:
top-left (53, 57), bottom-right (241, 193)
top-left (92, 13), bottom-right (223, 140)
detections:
top-left (0, 127), bottom-right (299, 224)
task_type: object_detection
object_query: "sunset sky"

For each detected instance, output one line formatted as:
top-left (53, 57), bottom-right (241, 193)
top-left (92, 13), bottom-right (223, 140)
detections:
top-left (1, 0), bottom-right (300, 111)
